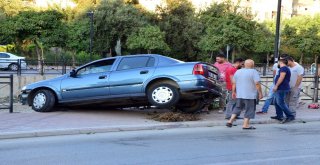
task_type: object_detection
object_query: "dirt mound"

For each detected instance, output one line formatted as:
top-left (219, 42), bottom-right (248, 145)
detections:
top-left (148, 112), bottom-right (200, 122)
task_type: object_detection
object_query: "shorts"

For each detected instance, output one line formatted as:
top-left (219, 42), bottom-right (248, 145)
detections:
top-left (232, 99), bottom-right (256, 119)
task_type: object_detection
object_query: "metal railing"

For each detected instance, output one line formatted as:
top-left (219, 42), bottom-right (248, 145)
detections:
top-left (0, 59), bottom-right (88, 76)
top-left (255, 63), bottom-right (314, 76)
top-left (0, 74), bottom-right (13, 113)
top-left (260, 75), bottom-right (319, 101)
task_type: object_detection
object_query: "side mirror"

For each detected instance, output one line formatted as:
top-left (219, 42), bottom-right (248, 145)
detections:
top-left (70, 70), bottom-right (76, 77)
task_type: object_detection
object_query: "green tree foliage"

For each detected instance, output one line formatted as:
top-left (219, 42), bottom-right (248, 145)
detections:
top-left (281, 15), bottom-right (320, 64)
top-left (198, 3), bottom-right (258, 62)
top-left (0, 10), bottom-right (66, 64)
top-left (156, 0), bottom-right (202, 61)
top-left (126, 25), bottom-right (169, 54)
top-left (252, 24), bottom-right (274, 64)
top-left (94, 0), bottom-right (149, 54)
top-left (0, 0), bottom-right (29, 16)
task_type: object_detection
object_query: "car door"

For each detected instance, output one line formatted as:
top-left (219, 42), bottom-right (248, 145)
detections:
top-left (108, 56), bottom-right (156, 96)
top-left (60, 59), bottom-right (115, 101)
top-left (0, 53), bottom-right (11, 68)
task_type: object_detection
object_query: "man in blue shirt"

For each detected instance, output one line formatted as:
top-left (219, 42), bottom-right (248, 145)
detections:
top-left (271, 58), bottom-right (295, 123)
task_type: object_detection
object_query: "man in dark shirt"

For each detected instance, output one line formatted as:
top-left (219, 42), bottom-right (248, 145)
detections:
top-left (271, 59), bottom-right (295, 123)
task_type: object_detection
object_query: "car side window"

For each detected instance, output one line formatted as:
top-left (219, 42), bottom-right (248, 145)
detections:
top-left (147, 57), bottom-right (155, 67)
top-left (77, 59), bottom-right (115, 76)
top-left (117, 57), bottom-right (154, 71)
top-left (0, 53), bottom-right (9, 58)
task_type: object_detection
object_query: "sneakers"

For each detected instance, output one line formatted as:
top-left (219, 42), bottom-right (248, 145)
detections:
top-left (256, 111), bottom-right (267, 114)
top-left (280, 118), bottom-right (295, 124)
top-left (270, 116), bottom-right (284, 121)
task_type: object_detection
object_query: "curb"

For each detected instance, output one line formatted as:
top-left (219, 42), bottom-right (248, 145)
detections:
top-left (1, 117), bottom-right (320, 140)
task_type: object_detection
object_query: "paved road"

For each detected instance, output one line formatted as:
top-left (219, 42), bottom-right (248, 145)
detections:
top-left (1, 122), bottom-right (320, 165)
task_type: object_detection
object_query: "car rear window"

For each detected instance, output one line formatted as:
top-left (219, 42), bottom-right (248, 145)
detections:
top-left (117, 57), bottom-right (154, 70)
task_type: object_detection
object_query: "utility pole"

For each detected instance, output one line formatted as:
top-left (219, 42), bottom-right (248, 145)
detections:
top-left (274, 0), bottom-right (282, 63)
top-left (87, 11), bottom-right (94, 61)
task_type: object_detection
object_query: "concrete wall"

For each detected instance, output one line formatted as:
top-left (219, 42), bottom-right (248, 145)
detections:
top-left (0, 75), bottom-right (59, 98)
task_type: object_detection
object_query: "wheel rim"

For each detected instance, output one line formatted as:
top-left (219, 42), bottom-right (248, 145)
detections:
top-left (152, 86), bottom-right (174, 104)
top-left (10, 64), bottom-right (18, 71)
top-left (33, 93), bottom-right (46, 109)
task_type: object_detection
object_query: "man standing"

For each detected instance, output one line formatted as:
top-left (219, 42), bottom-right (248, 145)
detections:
top-left (225, 58), bottom-right (244, 119)
top-left (256, 60), bottom-right (278, 114)
top-left (214, 54), bottom-right (232, 113)
top-left (226, 59), bottom-right (263, 129)
top-left (285, 56), bottom-right (304, 117)
top-left (271, 59), bottom-right (295, 123)
top-left (256, 54), bottom-right (289, 114)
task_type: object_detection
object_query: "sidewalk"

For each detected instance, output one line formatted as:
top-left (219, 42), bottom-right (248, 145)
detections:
top-left (0, 102), bottom-right (320, 139)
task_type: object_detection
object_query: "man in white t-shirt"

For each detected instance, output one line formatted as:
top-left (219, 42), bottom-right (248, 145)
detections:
top-left (285, 56), bottom-right (304, 117)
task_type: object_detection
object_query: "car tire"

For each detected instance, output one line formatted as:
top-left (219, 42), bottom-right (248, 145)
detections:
top-left (177, 99), bottom-right (205, 113)
top-left (8, 63), bottom-right (19, 71)
top-left (147, 81), bottom-right (180, 108)
top-left (31, 90), bottom-right (56, 112)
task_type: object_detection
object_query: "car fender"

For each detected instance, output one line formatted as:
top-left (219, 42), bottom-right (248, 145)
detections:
top-left (29, 85), bottom-right (62, 101)
top-left (143, 75), bottom-right (180, 92)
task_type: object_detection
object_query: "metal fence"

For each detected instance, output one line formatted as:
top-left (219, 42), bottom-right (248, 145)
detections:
top-left (0, 59), bottom-right (87, 76)
top-left (0, 74), bottom-right (13, 113)
top-left (260, 75), bottom-right (319, 101)
top-left (255, 63), bottom-right (314, 76)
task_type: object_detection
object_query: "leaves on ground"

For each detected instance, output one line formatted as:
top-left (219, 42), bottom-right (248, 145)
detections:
top-left (147, 112), bottom-right (200, 122)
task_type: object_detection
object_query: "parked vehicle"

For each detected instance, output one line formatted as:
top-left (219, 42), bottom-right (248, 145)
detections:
top-left (0, 52), bottom-right (27, 71)
top-left (20, 54), bottom-right (222, 113)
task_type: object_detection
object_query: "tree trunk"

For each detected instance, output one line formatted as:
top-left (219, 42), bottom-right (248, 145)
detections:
top-left (300, 53), bottom-right (304, 64)
top-left (72, 50), bottom-right (76, 68)
top-left (147, 50), bottom-right (151, 54)
top-left (34, 39), bottom-right (44, 74)
top-left (231, 48), bottom-right (236, 63)
top-left (209, 51), bottom-right (214, 63)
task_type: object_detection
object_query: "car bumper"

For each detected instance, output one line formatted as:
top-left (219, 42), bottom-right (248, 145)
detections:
top-left (19, 91), bottom-right (30, 105)
top-left (179, 78), bottom-right (222, 96)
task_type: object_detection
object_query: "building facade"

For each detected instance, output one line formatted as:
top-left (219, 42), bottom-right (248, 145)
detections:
top-left (138, 0), bottom-right (320, 21)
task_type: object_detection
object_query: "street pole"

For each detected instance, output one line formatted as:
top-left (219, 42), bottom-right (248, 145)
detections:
top-left (314, 56), bottom-right (319, 103)
top-left (274, 0), bottom-right (282, 63)
top-left (226, 45), bottom-right (230, 61)
top-left (87, 11), bottom-right (94, 62)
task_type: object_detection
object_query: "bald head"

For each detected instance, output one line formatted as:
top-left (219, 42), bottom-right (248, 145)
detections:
top-left (244, 59), bottom-right (254, 68)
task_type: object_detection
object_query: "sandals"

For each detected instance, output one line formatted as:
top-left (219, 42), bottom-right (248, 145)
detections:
top-left (242, 126), bottom-right (256, 130)
top-left (226, 123), bottom-right (233, 128)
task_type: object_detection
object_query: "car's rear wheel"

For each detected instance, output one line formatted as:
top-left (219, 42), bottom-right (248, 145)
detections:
top-left (177, 99), bottom-right (205, 113)
top-left (31, 90), bottom-right (55, 112)
top-left (8, 63), bottom-right (19, 71)
top-left (147, 81), bottom-right (180, 108)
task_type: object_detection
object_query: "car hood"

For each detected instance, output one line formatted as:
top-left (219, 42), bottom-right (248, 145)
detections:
top-left (25, 74), bottom-right (67, 90)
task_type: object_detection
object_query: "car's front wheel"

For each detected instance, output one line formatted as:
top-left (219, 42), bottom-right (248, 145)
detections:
top-left (147, 81), bottom-right (180, 108)
top-left (31, 90), bottom-right (56, 112)
top-left (8, 63), bottom-right (19, 71)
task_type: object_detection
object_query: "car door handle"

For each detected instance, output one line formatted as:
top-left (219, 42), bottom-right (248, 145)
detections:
top-left (140, 70), bottom-right (149, 74)
top-left (99, 75), bottom-right (107, 79)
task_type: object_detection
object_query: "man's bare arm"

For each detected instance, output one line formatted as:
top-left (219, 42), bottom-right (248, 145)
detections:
top-left (295, 75), bottom-right (303, 88)
top-left (255, 82), bottom-right (263, 99)
top-left (275, 72), bottom-right (286, 87)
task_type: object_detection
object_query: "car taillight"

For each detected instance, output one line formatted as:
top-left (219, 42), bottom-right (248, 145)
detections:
top-left (193, 64), bottom-right (205, 76)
